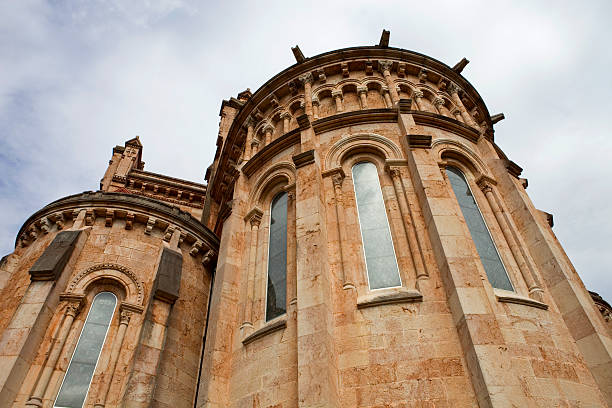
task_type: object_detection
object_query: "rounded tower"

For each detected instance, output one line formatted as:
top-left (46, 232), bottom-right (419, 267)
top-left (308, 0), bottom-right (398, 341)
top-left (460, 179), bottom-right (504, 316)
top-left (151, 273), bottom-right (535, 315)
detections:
top-left (0, 139), bottom-right (219, 407)
top-left (199, 33), bottom-right (612, 407)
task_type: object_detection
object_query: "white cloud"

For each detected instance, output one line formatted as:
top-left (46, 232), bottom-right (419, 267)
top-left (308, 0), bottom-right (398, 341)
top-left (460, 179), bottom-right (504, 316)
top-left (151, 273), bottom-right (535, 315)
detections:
top-left (0, 0), bottom-right (610, 301)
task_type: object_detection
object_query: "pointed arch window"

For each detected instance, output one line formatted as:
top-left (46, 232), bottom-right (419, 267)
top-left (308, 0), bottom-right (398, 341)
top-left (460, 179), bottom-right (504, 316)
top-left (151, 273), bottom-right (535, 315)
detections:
top-left (54, 292), bottom-right (117, 408)
top-left (266, 192), bottom-right (288, 321)
top-left (445, 166), bottom-right (513, 291)
top-left (352, 161), bottom-right (402, 290)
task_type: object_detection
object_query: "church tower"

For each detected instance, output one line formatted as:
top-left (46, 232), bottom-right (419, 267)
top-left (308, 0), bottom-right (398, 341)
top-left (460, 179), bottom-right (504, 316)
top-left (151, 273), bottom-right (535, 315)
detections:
top-left (198, 32), bottom-right (611, 407)
top-left (0, 31), bottom-right (610, 407)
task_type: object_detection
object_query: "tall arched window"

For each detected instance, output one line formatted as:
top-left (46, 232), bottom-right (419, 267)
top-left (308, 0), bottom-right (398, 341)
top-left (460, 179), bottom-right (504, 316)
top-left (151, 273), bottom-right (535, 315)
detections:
top-left (266, 192), bottom-right (288, 321)
top-left (352, 161), bottom-right (402, 290)
top-left (445, 166), bottom-right (513, 291)
top-left (54, 292), bottom-right (117, 408)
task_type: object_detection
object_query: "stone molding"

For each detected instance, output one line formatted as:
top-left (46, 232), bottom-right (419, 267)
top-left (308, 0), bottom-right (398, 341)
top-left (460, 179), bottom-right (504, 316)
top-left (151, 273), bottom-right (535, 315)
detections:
top-left (325, 132), bottom-right (403, 171)
top-left (242, 315), bottom-right (287, 345)
top-left (505, 159), bottom-right (523, 178)
top-left (210, 46), bottom-right (493, 203)
top-left (407, 134), bottom-right (433, 149)
top-left (67, 263), bottom-right (145, 305)
top-left (494, 289), bottom-right (548, 310)
top-left (357, 287), bottom-right (423, 309)
top-left (16, 192), bottom-right (219, 255)
top-left (292, 150), bottom-right (316, 169)
top-left (243, 129), bottom-right (301, 178)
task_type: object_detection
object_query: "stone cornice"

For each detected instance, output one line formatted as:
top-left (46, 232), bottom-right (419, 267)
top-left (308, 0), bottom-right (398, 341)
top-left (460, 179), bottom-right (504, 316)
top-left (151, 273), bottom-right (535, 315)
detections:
top-left (242, 128), bottom-right (301, 178)
top-left (211, 46), bottom-right (494, 204)
top-left (16, 192), bottom-right (219, 251)
top-left (129, 169), bottom-right (206, 192)
top-left (312, 109), bottom-right (397, 134)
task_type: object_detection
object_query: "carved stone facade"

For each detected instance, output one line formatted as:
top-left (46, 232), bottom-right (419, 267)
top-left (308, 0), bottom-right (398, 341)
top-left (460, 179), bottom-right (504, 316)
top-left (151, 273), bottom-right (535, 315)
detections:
top-left (0, 32), bottom-right (611, 407)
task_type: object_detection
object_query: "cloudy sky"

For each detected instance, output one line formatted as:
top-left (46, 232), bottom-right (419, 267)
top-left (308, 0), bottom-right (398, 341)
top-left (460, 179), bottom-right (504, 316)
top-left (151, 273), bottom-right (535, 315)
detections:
top-left (1, 0), bottom-right (610, 300)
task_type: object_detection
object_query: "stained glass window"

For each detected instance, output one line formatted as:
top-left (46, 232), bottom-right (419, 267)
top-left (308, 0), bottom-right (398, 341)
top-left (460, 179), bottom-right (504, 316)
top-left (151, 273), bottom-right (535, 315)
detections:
top-left (54, 292), bottom-right (117, 408)
top-left (446, 167), bottom-right (513, 291)
top-left (266, 192), bottom-right (288, 321)
top-left (352, 162), bottom-right (402, 289)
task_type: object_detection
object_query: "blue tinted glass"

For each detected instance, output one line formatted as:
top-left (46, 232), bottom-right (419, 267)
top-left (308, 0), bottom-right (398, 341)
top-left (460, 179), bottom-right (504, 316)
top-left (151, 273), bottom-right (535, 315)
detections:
top-left (55, 292), bottom-right (116, 408)
top-left (266, 192), bottom-right (288, 321)
top-left (352, 162), bottom-right (402, 290)
top-left (445, 167), bottom-right (513, 291)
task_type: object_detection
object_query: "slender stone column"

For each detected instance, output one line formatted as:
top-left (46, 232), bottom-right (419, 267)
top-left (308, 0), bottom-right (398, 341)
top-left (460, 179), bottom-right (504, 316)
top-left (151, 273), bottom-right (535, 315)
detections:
top-left (357, 86), bottom-right (368, 109)
top-left (448, 83), bottom-right (477, 127)
top-left (281, 112), bottom-right (291, 134)
top-left (242, 208), bottom-right (263, 334)
top-left (299, 72), bottom-right (314, 118)
top-left (412, 91), bottom-right (425, 111)
top-left (26, 297), bottom-right (83, 408)
top-left (332, 90), bottom-right (343, 112)
top-left (243, 116), bottom-right (255, 161)
top-left (381, 86), bottom-right (392, 108)
top-left (433, 97), bottom-right (450, 117)
top-left (94, 308), bottom-right (132, 408)
top-left (330, 170), bottom-right (354, 289)
top-left (263, 123), bottom-right (274, 146)
top-left (251, 139), bottom-right (260, 157)
top-left (386, 165), bottom-right (428, 280)
top-left (311, 96), bottom-right (320, 119)
top-left (379, 60), bottom-right (399, 104)
top-left (478, 181), bottom-right (544, 301)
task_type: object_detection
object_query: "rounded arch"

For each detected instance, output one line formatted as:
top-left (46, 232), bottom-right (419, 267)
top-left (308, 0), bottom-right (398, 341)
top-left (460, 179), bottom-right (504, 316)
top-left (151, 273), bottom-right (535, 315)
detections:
top-left (312, 84), bottom-right (334, 100)
top-left (364, 79), bottom-right (385, 90)
top-left (67, 263), bottom-right (144, 306)
top-left (431, 139), bottom-right (491, 178)
top-left (325, 133), bottom-right (402, 171)
top-left (334, 78), bottom-right (361, 92)
top-left (249, 161), bottom-right (296, 207)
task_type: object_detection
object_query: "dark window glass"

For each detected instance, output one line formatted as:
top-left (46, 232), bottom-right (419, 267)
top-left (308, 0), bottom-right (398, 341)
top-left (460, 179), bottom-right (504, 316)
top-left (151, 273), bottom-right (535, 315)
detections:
top-left (266, 192), bottom-right (288, 321)
top-left (55, 292), bottom-right (116, 408)
top-left (352, 162), bottom-right (402, 289)
top-left (445, 167), bottom-right (513, 291)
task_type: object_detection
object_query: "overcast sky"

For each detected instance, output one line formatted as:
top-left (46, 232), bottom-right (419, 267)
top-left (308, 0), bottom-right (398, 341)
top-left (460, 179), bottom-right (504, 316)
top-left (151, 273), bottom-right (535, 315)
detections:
top-left (1, 0), bottom-right (610, 301)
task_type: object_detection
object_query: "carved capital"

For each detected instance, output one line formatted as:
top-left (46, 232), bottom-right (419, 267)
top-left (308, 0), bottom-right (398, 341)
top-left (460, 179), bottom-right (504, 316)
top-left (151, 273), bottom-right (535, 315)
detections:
top-left (119, 309), bottom-right (132, 325)
top-left (60, 294), bottom-right (85, 317)
top-left (412, 90), bottom-right (424, 99)
top-left (357, 85), bottom-right (368, 95)
top-left (476, 174), bottom-right (497, 193)
top-left (311, 96), bottom-right (320, 106)
top-left (381, 85), bottom-right (390, 94)
top-left (433, 97), bottom-right (445, 106)
top-left (262, 122), bottom-right (274, 133)
top-left (378, 60), bottom-right (393, 73)
top-left (331, 172), bottom-right (344, 188)
top-left (331, 89), bottom-right (343, 99)
top-left (298, 72), bottom-right (313, 85)
top-left (280, 111), bottom-right (291, 119)
top-left (245, 207), bottom-right (263, 228)
top-left (447, 82), bottom-right (460, 95)
top-left (202, 249), bottom-right (217, 267)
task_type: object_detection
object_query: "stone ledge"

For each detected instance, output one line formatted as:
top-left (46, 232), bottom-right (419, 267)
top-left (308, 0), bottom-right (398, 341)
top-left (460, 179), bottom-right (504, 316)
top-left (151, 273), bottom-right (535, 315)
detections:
top-left (242, 316), bottom-right (287, 345)
top-left (494, 289), bottom-right (548, 310)
top-left (357, 287), bottom-right (423, 309)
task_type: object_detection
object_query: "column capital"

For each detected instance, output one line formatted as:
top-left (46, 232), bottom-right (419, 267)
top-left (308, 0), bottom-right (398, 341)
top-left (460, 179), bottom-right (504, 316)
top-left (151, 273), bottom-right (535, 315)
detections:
top-left (381, 85), bottom-right (390, 94)
top-left (60, 294), bottom-right (85, 317)
top-left (298, 72), bottom-right (313, 85)
top-left (119, 309), bottom-right (132, 325)
top-left (331, 89), bottom-right (343, 98)
top-left (413, 90), bottom-right (424, 98)
top-left (447, 82), bottom-right (461, 95)
top-left (280, 111), bottom-right (292, 119)
top-left (476, 174), bottom-right (498, 192)
top-left (433, 97), bottom-right (445, 106)
top-left (357, 85), bottom-right (368, 95)
top-left (244, 207), bottom-right (263, 227)
top-left (331, 172), bottom-right (345, 188)
top-left (244, 115), bottom-right (255, 129)
top-left (311, 96), bottom-right (320, 106)
top-left (262, 122), bottom-right (274, 133)
top-left (378, 59), bottom-right (393, 73)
